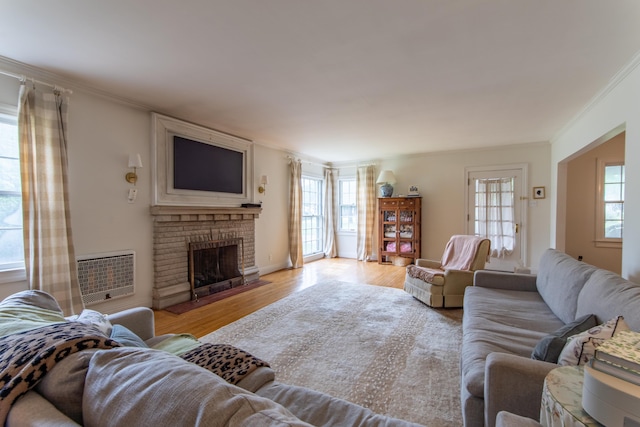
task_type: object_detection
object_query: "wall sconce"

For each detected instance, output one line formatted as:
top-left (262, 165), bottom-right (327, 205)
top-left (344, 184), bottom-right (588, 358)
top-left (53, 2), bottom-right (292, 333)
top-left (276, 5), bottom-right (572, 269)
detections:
top-left (376, 170), bottom-right (397, 197)
top-left (125, 153), bottom-right (143, 185)
top-left (258, 175), bottom-right (269, 194)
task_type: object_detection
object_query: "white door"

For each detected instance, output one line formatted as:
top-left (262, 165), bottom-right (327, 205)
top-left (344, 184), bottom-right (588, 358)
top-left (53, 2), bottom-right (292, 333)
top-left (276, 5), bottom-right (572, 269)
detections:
top-left (465, 165), bottom-right (527, 272)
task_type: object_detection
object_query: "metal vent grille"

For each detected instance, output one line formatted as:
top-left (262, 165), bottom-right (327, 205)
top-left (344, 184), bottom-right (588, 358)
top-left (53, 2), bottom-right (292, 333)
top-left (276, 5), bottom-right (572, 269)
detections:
top-left (77, 251), bottom-right (135, 305)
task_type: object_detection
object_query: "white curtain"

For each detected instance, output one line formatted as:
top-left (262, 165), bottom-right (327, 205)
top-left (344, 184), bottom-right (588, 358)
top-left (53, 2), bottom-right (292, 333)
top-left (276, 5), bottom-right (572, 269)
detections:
top-left (18, 82), bottom-right (84, 316)
top-left (356, 165), bottom-right (376, 261)
top-left (323, 168), bottom-right (338, 258)
top-left (475, 177), bottom-right (515, 258)
top-left (288, 159), bottom-right (303, 268)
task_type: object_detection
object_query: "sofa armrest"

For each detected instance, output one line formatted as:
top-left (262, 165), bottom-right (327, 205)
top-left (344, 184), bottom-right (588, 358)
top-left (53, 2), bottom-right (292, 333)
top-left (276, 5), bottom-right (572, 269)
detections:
top-left (474, 270), bottom-right (538, 291)
top-left (442, 269), bottom-right (474, 292)
top-left (485, 353), bottom-right (556, 427)
top-left (496, 411), bottom-right (542, 427)
top-left (106, 307), bottom-right (155, 341)
top-left (8, 391), bottom-right (81, 427)
top-left (415, 258), bottom-right (440, 269)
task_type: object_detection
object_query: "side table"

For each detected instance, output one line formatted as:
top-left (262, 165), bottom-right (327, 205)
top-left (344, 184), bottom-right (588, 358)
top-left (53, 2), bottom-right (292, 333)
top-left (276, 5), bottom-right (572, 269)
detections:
top-left (540, 366), bottom-right (602, 427)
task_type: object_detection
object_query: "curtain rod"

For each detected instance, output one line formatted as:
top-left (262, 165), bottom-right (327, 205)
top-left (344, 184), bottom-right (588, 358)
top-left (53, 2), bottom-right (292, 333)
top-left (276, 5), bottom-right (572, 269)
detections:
top-left (286, 155), bottom-right (376, 169)
top-left (0, 69), bottom-right (73, 94)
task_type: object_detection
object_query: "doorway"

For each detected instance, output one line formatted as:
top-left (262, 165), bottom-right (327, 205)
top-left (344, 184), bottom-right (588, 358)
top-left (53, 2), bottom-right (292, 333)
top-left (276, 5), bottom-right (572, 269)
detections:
top-left (465, 164), bottom-right (528, 271)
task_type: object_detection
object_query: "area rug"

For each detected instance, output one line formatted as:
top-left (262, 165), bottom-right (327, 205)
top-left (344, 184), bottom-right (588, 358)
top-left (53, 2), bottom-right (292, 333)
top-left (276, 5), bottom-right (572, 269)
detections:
top-left (200, 280), bottom-right (463, 426)
top-left (164, 280), bottom-right (271, 315)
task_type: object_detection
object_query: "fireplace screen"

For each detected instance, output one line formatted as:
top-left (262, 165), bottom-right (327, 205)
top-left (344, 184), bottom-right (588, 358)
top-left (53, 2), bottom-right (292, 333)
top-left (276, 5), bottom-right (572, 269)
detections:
top-left (188, 238), bottom-right (244, 300)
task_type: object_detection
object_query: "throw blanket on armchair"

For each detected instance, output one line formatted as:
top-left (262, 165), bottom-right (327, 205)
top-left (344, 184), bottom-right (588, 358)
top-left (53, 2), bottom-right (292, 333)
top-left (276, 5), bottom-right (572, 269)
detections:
top-left (0, 322), bottom-right (121, 424)
top-left (407, 235), bottom-right (489, 282)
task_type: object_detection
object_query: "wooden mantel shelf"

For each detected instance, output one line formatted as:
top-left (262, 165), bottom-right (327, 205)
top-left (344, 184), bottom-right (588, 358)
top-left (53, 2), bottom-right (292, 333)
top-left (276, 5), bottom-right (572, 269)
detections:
top-left (150, 205), bottom-right (262, 217)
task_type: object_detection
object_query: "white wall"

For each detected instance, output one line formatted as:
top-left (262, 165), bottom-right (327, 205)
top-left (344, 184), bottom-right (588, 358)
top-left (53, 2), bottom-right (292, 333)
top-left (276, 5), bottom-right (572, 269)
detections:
top-left (552, 58), bottom-right (640, 282)
top-left (376, 142), bottom-right (551, 268)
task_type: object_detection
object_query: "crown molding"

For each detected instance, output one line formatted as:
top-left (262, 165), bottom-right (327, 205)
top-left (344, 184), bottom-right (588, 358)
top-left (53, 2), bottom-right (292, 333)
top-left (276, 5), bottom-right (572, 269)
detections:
top-left (551, 49), bottom-right (640, 144)
top-left (0, 55), bottom-right (152, 111)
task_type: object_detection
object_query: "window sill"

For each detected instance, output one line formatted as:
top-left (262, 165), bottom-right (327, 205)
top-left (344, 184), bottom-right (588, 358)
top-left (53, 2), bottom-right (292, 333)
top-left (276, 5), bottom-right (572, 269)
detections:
top-left (594, 239), bottom-right (622, 249)
top-left (0, 268), bottom-right (27, 284)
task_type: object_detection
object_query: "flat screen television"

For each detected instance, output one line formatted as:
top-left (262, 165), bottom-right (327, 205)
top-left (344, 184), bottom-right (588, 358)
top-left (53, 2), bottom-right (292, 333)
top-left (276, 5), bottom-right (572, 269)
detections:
top-left (173, 136), bottom-right (243, 194)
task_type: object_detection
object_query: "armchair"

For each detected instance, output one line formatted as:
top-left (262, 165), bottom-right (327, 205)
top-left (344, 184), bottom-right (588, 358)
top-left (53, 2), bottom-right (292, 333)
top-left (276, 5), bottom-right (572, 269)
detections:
top-left (403, 235), bottom-right (490, 308)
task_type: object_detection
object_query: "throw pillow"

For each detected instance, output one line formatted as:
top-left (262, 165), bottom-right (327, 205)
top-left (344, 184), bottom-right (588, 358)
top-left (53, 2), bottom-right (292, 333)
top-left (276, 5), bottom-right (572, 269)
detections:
top-left (531, 314), bottom-right (598, 362)
top-left (35, 349), bottom-right (98, 424)
top-left (110, 324), bottom-right (148, 348)
top-left (557, 315), bottom-right (630, 366)
top-left (73, 309), bottom-right (113, 336)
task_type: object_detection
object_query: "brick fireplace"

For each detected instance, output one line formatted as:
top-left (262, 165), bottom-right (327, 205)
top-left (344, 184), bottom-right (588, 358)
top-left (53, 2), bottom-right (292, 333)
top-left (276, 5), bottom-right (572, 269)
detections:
top-left (150, 205), bottom-right (261, 309)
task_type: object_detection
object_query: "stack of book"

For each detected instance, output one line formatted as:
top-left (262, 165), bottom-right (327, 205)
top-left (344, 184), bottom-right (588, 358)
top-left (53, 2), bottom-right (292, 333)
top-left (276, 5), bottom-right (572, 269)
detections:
top-left (590, 330), bottom-right (640, 386)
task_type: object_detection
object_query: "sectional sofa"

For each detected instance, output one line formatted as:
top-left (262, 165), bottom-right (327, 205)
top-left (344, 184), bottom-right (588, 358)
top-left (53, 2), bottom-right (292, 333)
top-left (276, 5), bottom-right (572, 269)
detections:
top-left (461, 248), bottom-right (640, 427)
top-left (1, 290), bottom-right (423, 427)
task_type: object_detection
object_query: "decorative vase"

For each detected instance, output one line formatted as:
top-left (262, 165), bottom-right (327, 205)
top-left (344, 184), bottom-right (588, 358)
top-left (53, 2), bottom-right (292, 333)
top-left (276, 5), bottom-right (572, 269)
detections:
top-left (380, 183), bottom-right (393, 197)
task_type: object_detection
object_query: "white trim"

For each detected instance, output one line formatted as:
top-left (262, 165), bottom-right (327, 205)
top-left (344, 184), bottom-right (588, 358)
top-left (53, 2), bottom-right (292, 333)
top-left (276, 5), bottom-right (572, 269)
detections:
top-left (595, 159), bottom-right (624, 248)
top-left (151, 113), bottom-right (254, 207)
top-left (0, 267), bottom-right (26, 284)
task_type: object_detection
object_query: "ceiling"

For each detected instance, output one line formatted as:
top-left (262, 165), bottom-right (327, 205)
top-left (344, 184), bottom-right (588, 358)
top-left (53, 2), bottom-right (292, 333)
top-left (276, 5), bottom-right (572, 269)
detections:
top-left (2, 1), bottom-right (640, 162)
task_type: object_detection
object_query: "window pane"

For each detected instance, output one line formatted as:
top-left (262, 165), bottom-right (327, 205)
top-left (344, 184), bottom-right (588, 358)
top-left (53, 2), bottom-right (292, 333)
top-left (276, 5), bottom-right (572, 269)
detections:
top-left (0, 120), bottom-right (19, 157)
top-left (604, 165), bottom-right (623, 183)
top-left (302, 177), bottom-right (323, 256)
top-left (604, 202), bottom-right (623, 220)
top-left (0, 158), bottom-right (21, 192)
top-left (604, 221), bottom-right (623, 238)
top-left (604, 183), bottom-right (622, 201)
top-left (0, 117), bottom-right (23, 270)
top-left (339, 179), bottom-right (356, 232)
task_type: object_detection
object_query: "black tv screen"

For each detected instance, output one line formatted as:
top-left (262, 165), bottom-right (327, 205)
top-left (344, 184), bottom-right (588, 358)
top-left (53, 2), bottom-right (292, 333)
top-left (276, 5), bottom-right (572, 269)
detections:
top-left (173, 136), bottom-right (243, 194)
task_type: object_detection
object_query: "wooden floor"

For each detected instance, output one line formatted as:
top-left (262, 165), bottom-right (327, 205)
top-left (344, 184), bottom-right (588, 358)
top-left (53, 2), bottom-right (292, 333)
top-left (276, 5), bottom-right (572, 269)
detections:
top-left (154, 258), bottom-right (407, 338)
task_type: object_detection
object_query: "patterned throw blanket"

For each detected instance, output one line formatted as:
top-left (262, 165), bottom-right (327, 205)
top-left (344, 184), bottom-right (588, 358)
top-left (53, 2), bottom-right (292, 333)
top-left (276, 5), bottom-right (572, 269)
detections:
top-left (180, 343), bottom-right (270, 385)
top-left (0, 322), bottom-right (121, 425)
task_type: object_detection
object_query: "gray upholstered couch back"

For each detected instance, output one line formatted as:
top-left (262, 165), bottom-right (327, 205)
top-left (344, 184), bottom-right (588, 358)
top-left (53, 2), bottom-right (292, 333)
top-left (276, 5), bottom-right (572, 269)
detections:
top-left (536, 249), bottom-right (640, 329)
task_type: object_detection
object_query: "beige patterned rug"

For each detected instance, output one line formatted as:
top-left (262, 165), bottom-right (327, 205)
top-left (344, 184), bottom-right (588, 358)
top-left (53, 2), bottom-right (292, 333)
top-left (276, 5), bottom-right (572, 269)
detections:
top-left (200, 280), bottom-right (463, 426)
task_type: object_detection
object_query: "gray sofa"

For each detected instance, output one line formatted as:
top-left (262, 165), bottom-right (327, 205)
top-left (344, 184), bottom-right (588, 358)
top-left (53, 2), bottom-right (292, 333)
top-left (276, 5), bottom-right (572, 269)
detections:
top-left (461, 248), bottom-right (640, 427)
top-left (2, 291), bottom-right (423, 427)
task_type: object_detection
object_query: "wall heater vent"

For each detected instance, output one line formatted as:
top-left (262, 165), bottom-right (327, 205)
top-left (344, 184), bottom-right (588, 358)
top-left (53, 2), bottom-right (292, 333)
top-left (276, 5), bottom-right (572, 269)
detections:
top-left (77, 251), bottom-right (135, 306)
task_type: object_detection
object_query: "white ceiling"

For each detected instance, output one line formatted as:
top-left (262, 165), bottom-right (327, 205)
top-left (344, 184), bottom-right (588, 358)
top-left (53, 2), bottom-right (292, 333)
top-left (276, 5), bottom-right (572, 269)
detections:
top-left (2, 1), bottom-right (640, 162)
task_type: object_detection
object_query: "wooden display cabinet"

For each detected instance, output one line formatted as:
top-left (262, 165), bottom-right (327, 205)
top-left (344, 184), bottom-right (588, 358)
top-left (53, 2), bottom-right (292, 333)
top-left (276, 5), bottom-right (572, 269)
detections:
top-left (378, 197), bottom-right (421, 264)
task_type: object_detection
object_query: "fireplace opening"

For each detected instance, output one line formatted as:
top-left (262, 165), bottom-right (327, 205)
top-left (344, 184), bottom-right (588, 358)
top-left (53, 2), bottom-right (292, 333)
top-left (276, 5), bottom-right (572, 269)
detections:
top-left (188, 238), bottom-right (244, 300)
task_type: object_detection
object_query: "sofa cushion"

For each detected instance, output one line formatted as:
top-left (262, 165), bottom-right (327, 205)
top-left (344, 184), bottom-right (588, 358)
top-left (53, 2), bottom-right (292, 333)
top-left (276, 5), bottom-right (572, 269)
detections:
top-left (530, 314), bottom-right (597, 362)
top-left (557, 315), bottom-right (630, 366)
top-left (461, 287), bottom-right (564, 398)
top-left (535, 249), bottom-right (598, 324)
top-left (83, 347), bottom-right (313, 427)
top-left (35, 349), bottom-right (97, 424)
top-left (110, 324), bottom-right (148, 348)
top-left (575, 269), bottom-right (640, 331)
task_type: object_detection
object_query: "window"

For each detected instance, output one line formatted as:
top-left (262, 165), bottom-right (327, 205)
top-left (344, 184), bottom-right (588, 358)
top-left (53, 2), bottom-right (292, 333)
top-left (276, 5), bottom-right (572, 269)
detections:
top-left (0, 109), bottom-right (24, 273)
top-left (339, 178), bottom-right (356, 232)
top-left (596, 160), bottom-right (624, 247)
top-left (301, 176), bottom-right (323, 256)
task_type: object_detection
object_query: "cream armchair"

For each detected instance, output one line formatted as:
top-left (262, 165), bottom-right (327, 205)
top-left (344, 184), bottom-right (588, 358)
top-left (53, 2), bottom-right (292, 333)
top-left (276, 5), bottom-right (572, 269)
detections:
top-left (404, 235), bottom-right (490, 308)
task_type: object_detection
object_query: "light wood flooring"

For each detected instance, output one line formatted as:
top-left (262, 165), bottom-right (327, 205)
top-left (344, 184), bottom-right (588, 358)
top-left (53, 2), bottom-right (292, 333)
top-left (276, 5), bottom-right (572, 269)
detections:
top-left (154, 258), bottom-right (407, 338)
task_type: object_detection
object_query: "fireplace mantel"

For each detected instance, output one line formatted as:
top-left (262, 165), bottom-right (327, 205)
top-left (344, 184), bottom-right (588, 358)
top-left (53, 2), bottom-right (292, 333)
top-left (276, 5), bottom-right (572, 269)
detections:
top-left (150, 205), bottom-right (261, 218)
